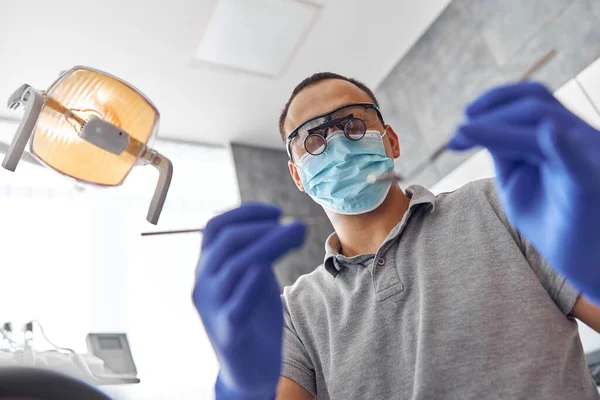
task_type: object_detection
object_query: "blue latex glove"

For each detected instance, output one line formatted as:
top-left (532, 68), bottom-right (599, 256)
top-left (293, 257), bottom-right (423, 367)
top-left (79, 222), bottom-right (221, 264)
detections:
top-left (448, 82), bottom-right (600, 304)
top-left (192, 203), bottom-right (306, 399)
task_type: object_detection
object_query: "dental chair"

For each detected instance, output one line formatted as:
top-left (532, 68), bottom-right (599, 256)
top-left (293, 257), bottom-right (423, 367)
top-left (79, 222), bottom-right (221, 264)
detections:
top-left (0, 366), bottom-right (111, 399)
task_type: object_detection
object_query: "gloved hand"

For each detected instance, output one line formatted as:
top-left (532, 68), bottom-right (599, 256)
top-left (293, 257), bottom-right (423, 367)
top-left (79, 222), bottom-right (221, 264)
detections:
top-left (448, 81), bottom-right (600, 304)
top-left (192, 203), bottom-right (306, 399)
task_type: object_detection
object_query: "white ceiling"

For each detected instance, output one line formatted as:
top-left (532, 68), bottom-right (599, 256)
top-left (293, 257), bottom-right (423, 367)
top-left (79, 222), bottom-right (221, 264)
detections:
top-left (0, 0), bottom-right (450, 150)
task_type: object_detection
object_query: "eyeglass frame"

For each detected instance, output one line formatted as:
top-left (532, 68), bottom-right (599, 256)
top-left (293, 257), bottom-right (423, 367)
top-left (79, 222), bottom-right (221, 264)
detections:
top-left (2, 66), bottom-right (173, 225)
top-left (285, 102), bottom-right (386, 161)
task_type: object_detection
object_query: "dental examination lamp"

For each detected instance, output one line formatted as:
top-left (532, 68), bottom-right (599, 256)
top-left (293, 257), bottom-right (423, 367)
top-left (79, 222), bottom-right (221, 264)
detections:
top-left (2, 66), bottom-right (173, 224)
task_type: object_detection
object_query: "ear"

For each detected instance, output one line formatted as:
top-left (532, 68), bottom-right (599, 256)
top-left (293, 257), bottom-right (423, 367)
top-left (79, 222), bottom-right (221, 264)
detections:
top-left (385, 124), bottom-right (401, 159)
top-left (288, 160), bottom-right (305, 192)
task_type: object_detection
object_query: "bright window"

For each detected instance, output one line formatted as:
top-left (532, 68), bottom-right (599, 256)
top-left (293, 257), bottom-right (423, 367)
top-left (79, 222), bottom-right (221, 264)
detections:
top-left (0, 120), bottom-right (239, 399)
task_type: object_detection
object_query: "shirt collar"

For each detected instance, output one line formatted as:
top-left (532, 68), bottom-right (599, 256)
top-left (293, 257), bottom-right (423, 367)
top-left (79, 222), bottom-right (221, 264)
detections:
top-left (323, 184), bottom-right (436, 278)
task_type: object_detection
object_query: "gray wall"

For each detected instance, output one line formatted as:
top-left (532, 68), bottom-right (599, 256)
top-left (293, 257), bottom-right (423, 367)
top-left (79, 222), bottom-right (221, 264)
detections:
top-left (231, 143), bottom-right (334, 288)
top-left (376, 0), bottom-right (600, 187)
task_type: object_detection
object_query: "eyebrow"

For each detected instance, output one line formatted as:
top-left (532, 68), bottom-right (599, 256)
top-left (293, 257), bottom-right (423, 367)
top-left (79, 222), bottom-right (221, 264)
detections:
top-left (289, 102), bottom-right (359, 134)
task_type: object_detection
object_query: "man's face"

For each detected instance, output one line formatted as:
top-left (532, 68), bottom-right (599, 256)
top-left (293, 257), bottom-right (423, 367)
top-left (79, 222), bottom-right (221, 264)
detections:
top-left (284, 79), bottom-right (401, 192)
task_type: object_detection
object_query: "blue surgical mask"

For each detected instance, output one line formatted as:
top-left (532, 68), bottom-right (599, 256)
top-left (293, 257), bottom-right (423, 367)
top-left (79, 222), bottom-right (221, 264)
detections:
top-left (296, 130), bottom-right (395, 215)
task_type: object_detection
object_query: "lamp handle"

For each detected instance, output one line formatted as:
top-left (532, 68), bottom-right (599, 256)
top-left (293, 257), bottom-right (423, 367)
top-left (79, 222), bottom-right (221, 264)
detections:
top-left (146, 151), bottom-right (173, 225)
top-left (3, 85), bottom-right (43, 171)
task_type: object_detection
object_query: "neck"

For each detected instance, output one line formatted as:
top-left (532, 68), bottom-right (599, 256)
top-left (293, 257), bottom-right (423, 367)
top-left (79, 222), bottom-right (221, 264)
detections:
top-left (327, 184), bottom-right (410, 257)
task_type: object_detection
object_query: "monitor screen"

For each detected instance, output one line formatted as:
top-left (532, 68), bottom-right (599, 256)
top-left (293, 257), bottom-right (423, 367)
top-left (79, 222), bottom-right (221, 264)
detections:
top-left (98, 336), bottom-right (123, 350)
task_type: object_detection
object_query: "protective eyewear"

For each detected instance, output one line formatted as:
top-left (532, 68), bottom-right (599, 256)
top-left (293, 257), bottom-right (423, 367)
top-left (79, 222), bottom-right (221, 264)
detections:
top-left (286, 102), bottom-right (385, 161)
top-left (3, 66), bottom-right (172, 224)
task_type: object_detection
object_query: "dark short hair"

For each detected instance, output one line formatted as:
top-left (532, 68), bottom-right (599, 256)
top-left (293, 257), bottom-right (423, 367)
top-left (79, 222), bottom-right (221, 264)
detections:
top-left (278, 72), bottom-right (380, 142)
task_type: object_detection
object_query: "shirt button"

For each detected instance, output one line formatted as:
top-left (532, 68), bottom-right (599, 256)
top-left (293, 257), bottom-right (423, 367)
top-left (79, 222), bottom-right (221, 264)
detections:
top-left (376, 258), bottom-right (386, 266)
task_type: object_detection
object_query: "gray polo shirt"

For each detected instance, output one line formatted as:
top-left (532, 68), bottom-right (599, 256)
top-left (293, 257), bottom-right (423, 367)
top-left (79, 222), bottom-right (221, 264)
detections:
top-left (281, 178), bottom-right (599, 399)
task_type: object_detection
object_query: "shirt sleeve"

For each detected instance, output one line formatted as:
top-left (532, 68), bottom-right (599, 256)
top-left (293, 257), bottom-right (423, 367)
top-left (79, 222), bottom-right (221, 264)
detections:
top-left (477, 178), bottom-right (580, 315)
top-left (280, 294), bottom-right (317, 396)
top-left (515, 231), bottom-right (580, 315)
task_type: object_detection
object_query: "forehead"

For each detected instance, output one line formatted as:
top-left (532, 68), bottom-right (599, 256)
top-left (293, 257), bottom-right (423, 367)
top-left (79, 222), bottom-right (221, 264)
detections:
top-left (284, 79), bottom-right (374, 135)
